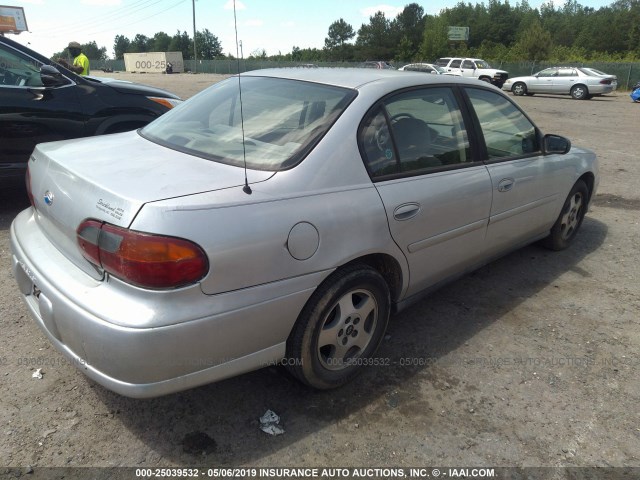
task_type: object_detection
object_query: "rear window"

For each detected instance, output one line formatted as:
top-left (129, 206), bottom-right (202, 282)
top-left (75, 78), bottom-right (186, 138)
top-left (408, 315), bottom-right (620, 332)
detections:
top-left (579, 67), bottom-right (607, 76)
top-left (140, 76), bottom-right (356, 171)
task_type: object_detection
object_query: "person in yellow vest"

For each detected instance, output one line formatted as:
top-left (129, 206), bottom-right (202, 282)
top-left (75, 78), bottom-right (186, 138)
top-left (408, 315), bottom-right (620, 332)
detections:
top-left (56, 41), bottom-right (90, 76)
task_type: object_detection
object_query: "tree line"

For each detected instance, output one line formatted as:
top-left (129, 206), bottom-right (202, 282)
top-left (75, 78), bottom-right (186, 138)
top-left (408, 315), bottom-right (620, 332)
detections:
top-left (51, 29), bottom-right (224, 62)
top-left (54, 0), bottom-right (640, 63)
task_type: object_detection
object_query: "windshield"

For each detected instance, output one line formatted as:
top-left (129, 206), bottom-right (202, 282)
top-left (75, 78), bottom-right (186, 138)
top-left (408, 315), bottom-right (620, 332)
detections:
top-left (141, 76), bottom-right (356, 171)
top-left (475, 60), bottom-right (491, 69)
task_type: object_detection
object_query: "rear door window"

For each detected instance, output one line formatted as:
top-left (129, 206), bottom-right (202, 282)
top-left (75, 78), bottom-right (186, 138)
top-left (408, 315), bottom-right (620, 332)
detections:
top-left (360, 87), bottom-right (473, 178)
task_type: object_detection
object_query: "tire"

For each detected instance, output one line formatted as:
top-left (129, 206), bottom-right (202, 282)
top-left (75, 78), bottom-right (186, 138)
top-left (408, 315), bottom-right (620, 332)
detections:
top-left (286, 264), bottom-right (391, 389)
top-left (570, 85), bottom-right (589, 100)
top-left (541, 180), bottom-right (589, 251)
top-left (479, 77), bottom-right (492, 83)
top-left (512, 82), bottom-right (527, 96)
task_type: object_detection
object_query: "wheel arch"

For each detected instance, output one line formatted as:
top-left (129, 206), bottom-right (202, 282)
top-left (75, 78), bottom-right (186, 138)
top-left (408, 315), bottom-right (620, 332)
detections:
top-left (342, 253), bottom-right (404, 304)
top-left (512, 81), bottom-right (527, 94)
top-left (571, 83), bottom-right (590, 97)
top-left (578, 171), bottom-right (595, 203)
top-left (94, 114), bottom-right (156, 135)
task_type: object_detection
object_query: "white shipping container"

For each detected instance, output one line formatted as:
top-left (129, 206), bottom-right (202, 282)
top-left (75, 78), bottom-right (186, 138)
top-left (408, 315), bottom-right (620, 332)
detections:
top-left (124, 52), bottom-right (184, 73)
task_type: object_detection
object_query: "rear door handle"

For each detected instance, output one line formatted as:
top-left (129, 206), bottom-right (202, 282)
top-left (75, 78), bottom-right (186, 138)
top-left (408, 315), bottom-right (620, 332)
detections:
top-left (393, 203), bottom-right (421, 221)
top-left (498, 178), bottom-right (515, 192)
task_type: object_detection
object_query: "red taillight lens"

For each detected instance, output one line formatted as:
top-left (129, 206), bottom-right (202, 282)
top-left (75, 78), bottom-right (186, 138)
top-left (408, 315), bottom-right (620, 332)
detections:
top-left (25, 164), bottom-right (35, 207)
top-left (599, 79), bottom-right (611, 85)
top-left (76, 219), bottom-right (208, 289)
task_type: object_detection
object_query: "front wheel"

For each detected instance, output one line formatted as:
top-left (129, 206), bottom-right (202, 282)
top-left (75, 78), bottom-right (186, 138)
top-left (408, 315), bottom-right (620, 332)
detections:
top-left (286, 264), bottom-right (391, 389)
top-left (571, 85), bottom-right (589, 100)
top-left (512, 82), bottom-right (527, 96)
top-left (541, 180), bottom-right (589, 251)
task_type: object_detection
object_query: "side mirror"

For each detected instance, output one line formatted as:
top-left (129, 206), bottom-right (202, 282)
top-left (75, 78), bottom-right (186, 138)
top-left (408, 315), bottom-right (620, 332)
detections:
top-left (40, 65), bottom-right (70, 88)
top-left (543, 134), bottom-right (571, 154)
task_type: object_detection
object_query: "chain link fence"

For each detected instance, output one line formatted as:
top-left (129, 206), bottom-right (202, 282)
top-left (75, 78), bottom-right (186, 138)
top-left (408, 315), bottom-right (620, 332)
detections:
top-left (90, 59), bottom-right (640, 90)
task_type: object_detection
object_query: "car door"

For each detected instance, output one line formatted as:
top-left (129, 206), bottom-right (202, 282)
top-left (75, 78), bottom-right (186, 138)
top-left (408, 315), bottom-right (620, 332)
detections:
top-left (529, 68), bottom-right (557, 93)
top-left (460, 59), bottom-right (476, 79)
top-left (463, 87), bottom-right (568, 255)
top-left (446, 58), bottom-right (462, 75)
top-left (0, 41), bottom-right (85, 179)
top-left (552, 67), bottom-right (578, 94)
top-left (359, 86), bottom-right (492, 297)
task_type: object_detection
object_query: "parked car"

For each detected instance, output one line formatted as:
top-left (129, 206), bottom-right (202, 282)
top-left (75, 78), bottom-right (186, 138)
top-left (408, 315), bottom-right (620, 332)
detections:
top-left (0, 35), bottom-right (182, 182)
top-left (502, 67), bottom-right (617, 99)
top-left (435, 57), bottom-right (509, 87)
top-left (360, 61), bottom-right (395, 69)
top-left (398, 63), bottom-right (446, 74)
top-left (11, 69), bottom-right (598, 398)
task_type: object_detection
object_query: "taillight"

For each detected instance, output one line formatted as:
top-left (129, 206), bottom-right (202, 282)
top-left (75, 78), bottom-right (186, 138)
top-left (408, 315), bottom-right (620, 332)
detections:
top-left (76, 219), bottom-right (208, 289)
top-left (25, 164), bottom-right (35, 207)
top-left (599, 79), bottom-right (611, 85)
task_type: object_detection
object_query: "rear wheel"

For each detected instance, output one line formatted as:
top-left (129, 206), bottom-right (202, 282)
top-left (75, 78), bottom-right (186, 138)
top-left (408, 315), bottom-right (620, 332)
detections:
top-left (512, 82), bottom-right (527, 96)
top-left (286, 264), bottom-right (390, 389)
top-left (541, 180), bottom-right (589, 251)
top-left (571, 85), bottom-right (589, 100)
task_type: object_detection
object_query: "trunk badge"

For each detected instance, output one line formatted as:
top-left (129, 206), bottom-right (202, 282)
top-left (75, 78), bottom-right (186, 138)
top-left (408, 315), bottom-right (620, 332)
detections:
top-left (44, 191), bottom-right (54, 206)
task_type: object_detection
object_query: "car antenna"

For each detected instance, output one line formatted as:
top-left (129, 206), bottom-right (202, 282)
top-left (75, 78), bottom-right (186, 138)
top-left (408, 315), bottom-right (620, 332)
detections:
top-left (233, 0), bottom-right (252, 195)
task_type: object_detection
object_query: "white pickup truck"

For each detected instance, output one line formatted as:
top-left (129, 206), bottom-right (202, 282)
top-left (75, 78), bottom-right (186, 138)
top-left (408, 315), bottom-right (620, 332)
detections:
top-left (435, 57), bottom-right (509, 88)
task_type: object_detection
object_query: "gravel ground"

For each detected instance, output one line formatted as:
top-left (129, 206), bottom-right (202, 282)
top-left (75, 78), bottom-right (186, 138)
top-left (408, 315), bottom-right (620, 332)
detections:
top-left (0, 73), bottom-right (638, 475)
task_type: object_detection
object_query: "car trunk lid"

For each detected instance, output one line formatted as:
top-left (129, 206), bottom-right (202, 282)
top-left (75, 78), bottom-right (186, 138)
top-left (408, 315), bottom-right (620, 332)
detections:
top-left (28, 131), bottom-right (273, 279)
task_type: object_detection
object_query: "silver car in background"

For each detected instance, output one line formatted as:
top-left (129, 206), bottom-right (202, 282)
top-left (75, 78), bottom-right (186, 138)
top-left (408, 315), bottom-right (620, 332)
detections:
top-left (11, 70), bottom-right (598, 398)
top-left (503, 66), bottom-right (617, 99)
top-left (398, 63), bottom-right (446, 74)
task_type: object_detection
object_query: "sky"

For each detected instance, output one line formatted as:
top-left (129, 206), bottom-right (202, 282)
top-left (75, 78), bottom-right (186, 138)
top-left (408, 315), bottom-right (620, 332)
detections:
top-left (8, 0), bottom-right (616, 59)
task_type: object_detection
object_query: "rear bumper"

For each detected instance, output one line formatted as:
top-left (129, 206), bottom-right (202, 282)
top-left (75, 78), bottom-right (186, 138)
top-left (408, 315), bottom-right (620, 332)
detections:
top-left (589, 84), bottom-right (614, 95)
top-left (10, 208), bottom-right (325, 398)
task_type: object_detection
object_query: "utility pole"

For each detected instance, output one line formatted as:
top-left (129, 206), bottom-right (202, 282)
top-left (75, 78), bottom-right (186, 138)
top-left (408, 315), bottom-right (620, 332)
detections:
top-left (192, 0), bottom-right (197, 73)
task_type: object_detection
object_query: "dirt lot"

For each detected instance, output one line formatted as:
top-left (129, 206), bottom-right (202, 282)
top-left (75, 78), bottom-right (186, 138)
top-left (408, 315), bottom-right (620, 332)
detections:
top-left (1, 73), bottom-right (638, 473)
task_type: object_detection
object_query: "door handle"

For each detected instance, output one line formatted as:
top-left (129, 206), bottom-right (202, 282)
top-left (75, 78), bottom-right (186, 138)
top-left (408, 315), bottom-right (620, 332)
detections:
top-left (393, 203), bottom-right (420, 221)
top-left (498, 178), bottom-right (515, 192)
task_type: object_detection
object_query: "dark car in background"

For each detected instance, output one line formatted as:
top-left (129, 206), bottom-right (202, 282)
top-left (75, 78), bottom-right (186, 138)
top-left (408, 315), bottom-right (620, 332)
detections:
top-left (0, 35), bottom-right (182, 181)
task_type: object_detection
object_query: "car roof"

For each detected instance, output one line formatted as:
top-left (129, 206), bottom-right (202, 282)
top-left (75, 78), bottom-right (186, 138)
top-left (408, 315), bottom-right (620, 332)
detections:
top-left (242, 67), bottom-right (477, 90)
top-left (403, 63), bottom-right (436, 67)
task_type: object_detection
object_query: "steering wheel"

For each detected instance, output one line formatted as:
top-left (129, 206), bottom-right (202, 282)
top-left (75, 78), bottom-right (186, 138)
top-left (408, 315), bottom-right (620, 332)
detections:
top-left (389, 112), bottom-right (416, 124)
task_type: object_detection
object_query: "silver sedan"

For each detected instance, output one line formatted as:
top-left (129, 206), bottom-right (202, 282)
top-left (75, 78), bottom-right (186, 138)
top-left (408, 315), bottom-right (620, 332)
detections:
top-left (502, 67), bottom-right (616, 99)
top-left (398, 63), bottom-right (446, 74)
top-left (11, 70), bottom-right (598, 397)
